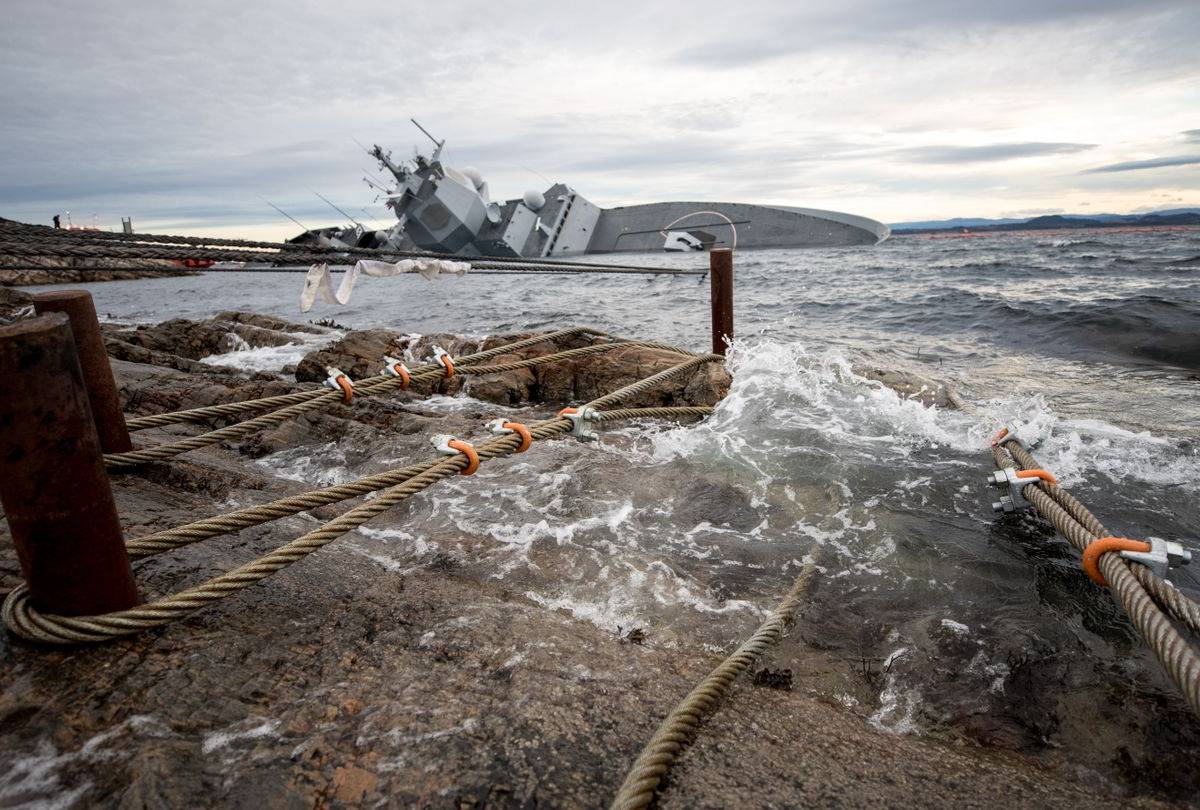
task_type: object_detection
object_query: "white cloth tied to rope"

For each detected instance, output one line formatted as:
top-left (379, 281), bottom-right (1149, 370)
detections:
top-left (300, 258), bottom-right (471, 311)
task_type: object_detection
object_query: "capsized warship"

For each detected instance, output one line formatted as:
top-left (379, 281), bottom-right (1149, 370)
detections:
top-left (293, 121), bottom-right (889, 256)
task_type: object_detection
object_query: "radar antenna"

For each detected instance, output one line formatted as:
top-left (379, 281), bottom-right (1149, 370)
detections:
top-left (312, 190), bottom-right (364, 230)
top-left (258, 195), bottom-right (309, 232)
top-left (410, 118), bottom-right (445, 162)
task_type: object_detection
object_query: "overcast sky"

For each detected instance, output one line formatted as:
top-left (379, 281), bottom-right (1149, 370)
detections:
top-left (1, 0), bottom-right (1198, 239)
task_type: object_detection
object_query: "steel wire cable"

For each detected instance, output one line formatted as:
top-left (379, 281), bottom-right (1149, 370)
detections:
top-left (993, 441), bottom-right (1200, 716)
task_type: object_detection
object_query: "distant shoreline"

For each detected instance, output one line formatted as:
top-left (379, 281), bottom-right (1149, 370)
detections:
top-left (892, 213), bottom-right (1200, 236)
top-left (892, 223), bottom-right (1200, 238)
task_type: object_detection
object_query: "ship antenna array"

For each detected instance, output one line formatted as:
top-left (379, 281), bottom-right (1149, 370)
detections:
top-left (311, 191), bottom-right (364, 230)
top-left (410, 118), bottom-right (445, 161)
top-left (257, 195), bottom-right (309, 232)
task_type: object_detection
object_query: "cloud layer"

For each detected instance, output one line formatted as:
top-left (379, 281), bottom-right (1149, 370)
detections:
top-left (1, 0), bottom-right (1197, 237)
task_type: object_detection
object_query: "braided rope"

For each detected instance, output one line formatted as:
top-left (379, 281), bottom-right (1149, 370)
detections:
top-left (594, 406), bottom-right (714, 422)
top-left (0, 220), bottom-right (704, 275)
top-left (0, 238), bottom-right (705, 277)
top-left (124, 406), bottom-right (714, 557)
top-left (610, 557), bottom-right (818, 810)
top-left (107, 340), bottom-right (701, 468)
top-left (1002, 442), bottom-right (1200, 636)
top-left (993, 442), bottom-right (1200, 716)
top-left (123, 326), bottom-right (595, 429)
top-left (4, 353), bottom-right (720, 644)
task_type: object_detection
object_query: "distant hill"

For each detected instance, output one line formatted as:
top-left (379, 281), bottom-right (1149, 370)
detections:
top-left (891, 207), bottom-right (1200, 233)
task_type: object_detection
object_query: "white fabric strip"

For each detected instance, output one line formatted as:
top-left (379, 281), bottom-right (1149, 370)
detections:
top-left (300, 258), bottom-right (471, 311)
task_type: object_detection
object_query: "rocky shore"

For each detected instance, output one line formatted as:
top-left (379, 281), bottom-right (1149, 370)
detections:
top-left (0, 304), bottom-right (1187, 807)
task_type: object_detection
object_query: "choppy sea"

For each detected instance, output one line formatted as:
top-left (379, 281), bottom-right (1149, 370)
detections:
top-left (24, 228), bottom-right (1200, 779)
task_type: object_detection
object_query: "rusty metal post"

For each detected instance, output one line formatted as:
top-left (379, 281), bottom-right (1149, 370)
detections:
top-left (32, 289), bottom-right (132, 453)
top-left (0, 314), bottom-right (139, 616)
top-left (709, 248), bottom-right (734, 356)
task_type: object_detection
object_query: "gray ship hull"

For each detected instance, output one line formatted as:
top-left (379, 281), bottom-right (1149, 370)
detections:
top-left (586, 201), bottom-right (889, 253)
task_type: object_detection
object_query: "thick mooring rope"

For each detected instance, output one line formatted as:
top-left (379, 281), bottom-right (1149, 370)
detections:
top-left (1001, 442), bottom-right (1200, 637)
top-left (0, 238), bottom-right (705, 277)
top-left (993, 440), bottom-right (1200, 716)
top-left (123, 406), bottom-right (716, 559)
top-left (3, 354), bottom-right (720, 643)
top-left (107, 339), bottom-right (699, 468)
top-left (0, 219), bottom-right (704, 275)
top-left (610, 557), bottom-right (819, 810)
top-left (123, 326), bottom-right (596, 429)
top-left (122, 329), bottom-right (700, 431)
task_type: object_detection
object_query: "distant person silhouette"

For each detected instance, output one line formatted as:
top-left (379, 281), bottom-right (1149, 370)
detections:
top-left (53, 214), bottom-right (61, 228)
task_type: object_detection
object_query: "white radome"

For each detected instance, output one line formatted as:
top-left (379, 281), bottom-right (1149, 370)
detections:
top-left (461, 166), bottom-right (485, 189)
top-left (522, 190), bottom-right (546, 211)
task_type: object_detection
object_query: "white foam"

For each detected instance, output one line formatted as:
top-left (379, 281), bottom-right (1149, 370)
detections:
top-left (940, 618), bottom-right (970, 635)
top-left (869, 648), bottom-right (923, 735)
top-left (255, 441), bottom-right (355, 486)
top-left (200, 329), bottom-right (341, 374)
top-left (633, 336), bottom-right (1198, 493)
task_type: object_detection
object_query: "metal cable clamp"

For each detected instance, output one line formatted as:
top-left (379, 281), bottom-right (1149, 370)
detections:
top-left (991, 425), bottom-right (1033, 451)
top-left (1119, 537), bottom-right (1193, 580)
top-left (381, 355), bottom-right (411, 378)
top-left (987, 467), bottom-right (1054, 513)
top-left (323, 367), bottom-right (354, 403)
top-left (560, 406), bottom-right (599, 441)
top-left (488, 418), bottom-right (532, 452)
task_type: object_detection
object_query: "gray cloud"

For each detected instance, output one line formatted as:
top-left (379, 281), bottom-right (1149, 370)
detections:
top-left (1081, 155), bottom-right (1200, 173)
top-left (896, 142), bottom-right (1096, 164)
top-left (1185, 129), bottom-right (1200, 142)
top-left (668, 0), bottom-right (1195, 67)
top-left (0, 0), bottom-right (1197, 231)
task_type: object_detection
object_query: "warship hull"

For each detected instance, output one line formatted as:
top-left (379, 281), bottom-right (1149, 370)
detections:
top-left (586, 201), bottom-right (889, 253)
top-left (296, 124), bottom-right (890, 257)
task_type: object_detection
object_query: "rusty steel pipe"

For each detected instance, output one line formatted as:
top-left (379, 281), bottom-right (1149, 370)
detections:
top-left (709, 248), bottom-right (734, 356)
top-left (31, 289), bottom-right (132, 453)
top-left (0, 314), bottom-right (139, 617)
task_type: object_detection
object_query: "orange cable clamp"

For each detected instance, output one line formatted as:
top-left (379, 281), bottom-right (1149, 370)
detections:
top-left (434, 348), bottom-right (456, 378)
top-left (446, 439), bottom-right (479, 475)
top-left (1082, 537), bottom-right (1151, 586)
top-left (324, 369), bottom-right (354, 404)
top-left (502, 422), bottom-right (533, 453)
top-left (1015, 468), bottom-right (1058, 486)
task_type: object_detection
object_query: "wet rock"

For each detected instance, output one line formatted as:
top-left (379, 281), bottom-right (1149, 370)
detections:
top-left (216, 311), bottom-right (328, 335)
top-left (673, 480), bottom-right (760, 531)
top-left (112, 317), bottom-right (297, 361)
top-left (752, 668), bottom-right (795, 690)
top-left (105, 335), bottom-right (220, 374)
top-left (0, 287), bottom-right (33, 323)
top-left (294, 329), bottom-right (417, 383)
top-left (331, 766), bottom-right (379, 803)
top-left (855, 364), bottom-right (958, 408)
